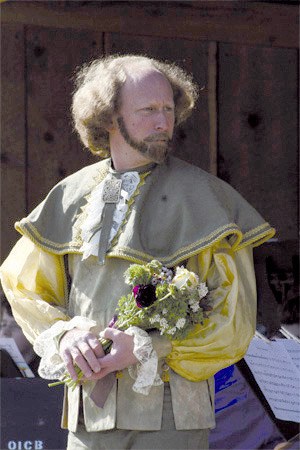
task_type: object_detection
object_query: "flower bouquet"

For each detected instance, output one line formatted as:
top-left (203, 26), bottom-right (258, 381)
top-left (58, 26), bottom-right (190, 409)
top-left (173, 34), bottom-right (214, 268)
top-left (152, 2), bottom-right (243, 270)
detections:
top-left (49, 260), bottom-right (210, 389)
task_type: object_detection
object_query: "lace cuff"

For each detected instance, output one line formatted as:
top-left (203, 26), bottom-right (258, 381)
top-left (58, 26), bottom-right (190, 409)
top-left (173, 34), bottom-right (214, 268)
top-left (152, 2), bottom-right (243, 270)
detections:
top-left (33, 316), bottom-right (97, 380)
top-left (125, 326), bottom-right (163, 395)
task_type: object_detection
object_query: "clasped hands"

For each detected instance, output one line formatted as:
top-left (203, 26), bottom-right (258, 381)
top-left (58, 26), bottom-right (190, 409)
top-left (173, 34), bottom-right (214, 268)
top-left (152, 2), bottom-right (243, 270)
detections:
top-left (59, 328), bottom-right (138, 382)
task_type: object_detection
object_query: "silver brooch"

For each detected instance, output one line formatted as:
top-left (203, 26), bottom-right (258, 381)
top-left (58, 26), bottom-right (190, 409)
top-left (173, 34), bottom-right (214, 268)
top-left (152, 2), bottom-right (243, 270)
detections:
top-left (102, 178), bottom-right (122, 203)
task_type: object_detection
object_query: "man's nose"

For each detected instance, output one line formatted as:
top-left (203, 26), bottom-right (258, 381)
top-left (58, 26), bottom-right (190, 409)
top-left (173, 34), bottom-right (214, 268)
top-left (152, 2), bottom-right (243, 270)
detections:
top-left (154, 112), bottom-right (169, 131)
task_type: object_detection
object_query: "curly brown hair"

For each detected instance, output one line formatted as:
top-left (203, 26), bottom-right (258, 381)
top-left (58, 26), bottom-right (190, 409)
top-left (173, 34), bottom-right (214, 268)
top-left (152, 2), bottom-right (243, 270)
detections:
top-left (71, 54), bottom-right (199, 158)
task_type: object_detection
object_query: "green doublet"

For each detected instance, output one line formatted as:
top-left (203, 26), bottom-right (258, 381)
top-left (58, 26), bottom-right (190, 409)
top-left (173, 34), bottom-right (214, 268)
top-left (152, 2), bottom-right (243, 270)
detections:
top-left (15, 156), bottom-right (275, 264)
top-left (9, 156), bottom-right (275, 433)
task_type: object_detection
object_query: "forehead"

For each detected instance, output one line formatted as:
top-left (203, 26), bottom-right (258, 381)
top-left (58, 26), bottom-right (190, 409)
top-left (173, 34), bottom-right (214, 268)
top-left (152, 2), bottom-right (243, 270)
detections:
top-left (120, 67), bottom-right (174, 108)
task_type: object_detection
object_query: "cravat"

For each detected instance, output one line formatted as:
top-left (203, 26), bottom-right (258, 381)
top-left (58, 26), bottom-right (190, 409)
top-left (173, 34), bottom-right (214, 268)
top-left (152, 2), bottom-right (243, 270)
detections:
top-left (94, 174), bottom-right (122, 406)
top-left (98, 174), bottom-right (122, 265)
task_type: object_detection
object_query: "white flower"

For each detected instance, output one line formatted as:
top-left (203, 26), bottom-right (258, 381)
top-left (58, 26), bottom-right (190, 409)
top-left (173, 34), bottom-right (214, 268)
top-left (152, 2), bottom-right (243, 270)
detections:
top-left (198, 283), bottom-right (208, 299)
top-left (159, 318), bottom-right (168, 329)
top-left (162, 308), bottom-right (168, 315)
top-left (190, 303), bottom-right (200, 312)
top-left (176, 318), bottom-right (186, 329)
top-left (124, 273), bottom-right (132, 285)
top-left (172, 267), bottom-right (199, 290)
top-left (167, 327), bottom-right (177, 335)
top-left (149, 314), bottom-right (161, 324)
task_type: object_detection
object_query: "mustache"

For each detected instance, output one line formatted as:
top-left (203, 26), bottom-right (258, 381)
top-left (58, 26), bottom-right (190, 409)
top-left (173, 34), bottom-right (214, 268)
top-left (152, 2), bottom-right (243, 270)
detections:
top-left (144, 133), bottom-right (170, 143)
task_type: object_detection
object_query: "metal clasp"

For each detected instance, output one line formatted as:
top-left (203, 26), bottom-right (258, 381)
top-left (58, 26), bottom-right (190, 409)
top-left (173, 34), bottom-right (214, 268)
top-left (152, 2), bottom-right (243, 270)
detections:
top-left (102, 178), bottom-right (122, 203)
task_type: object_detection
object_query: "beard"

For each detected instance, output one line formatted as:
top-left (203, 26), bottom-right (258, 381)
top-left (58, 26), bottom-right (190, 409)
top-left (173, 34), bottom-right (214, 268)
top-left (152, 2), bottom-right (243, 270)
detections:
top-left (117, 116), bottom-right (172, 164)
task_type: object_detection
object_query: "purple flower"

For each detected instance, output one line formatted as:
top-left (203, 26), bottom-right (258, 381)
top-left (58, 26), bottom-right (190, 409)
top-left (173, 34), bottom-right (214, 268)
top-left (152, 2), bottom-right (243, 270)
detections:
top-left (133, 284), bottom-right (157, 308)
top-left (108, 314), bottom-right (118, 328)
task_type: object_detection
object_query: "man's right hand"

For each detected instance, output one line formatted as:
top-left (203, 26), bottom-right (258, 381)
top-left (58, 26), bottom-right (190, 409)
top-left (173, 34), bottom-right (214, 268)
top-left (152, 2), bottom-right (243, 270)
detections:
top-left (59, 328), bottom-right (104, 381)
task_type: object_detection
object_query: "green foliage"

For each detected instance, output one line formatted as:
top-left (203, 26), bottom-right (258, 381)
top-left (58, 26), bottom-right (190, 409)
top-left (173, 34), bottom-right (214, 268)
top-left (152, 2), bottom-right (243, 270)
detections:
top-left (155, 283), bottom-right (169, 299)
top-left (147, 260), bottom-right (163, 275)
top-left (124, 264), bottom-right (152, 286)
top-left (120, 260), bottom-right (209, 340)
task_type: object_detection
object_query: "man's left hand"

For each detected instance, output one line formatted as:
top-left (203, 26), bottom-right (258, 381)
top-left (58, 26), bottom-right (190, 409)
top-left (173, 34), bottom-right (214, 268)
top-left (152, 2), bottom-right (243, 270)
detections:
top-left (83, 328), bottom-right (138, 381)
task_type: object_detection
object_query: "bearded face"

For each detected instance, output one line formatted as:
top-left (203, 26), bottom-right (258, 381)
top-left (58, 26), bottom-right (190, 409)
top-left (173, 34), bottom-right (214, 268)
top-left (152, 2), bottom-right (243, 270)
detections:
top-left (117, 116), bottom-right (173, 164)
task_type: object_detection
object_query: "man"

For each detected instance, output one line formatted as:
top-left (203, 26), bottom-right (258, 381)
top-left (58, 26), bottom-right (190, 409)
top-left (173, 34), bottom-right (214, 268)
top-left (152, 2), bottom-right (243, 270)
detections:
top-left (0, 55), bottom-right (275, 449)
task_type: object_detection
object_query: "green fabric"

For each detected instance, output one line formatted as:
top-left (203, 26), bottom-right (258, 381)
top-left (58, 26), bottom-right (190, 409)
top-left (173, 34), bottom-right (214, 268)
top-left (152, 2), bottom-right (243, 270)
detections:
top-left (67, 384), bottom-right (210, 450)
top-left (64, 254), bottom-right (215, 432)
top-left (15, 156), bottom-right (275, 266)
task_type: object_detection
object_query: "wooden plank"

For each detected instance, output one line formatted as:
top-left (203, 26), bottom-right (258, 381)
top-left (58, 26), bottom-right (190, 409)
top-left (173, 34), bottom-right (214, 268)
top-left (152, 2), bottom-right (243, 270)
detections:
top-left (1, 23), bottom-right (26, 261)
top-left (1, 1), bottom-right (298, 49)
top-left (105, 32), bottom-right (211, 171)
top-left (208, 41), bottom-right (218, 176)
top-left (218, 43), bottom-right (298, 242)
top-left (26, 26), bottom-right (103, 211)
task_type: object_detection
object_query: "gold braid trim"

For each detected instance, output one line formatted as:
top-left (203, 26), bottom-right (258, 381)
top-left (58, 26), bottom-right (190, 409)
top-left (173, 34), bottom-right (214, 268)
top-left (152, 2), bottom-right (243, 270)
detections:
top-left (15, 221), bottom-right (82, 254)
top-left (107, 224), bottom-right (243, 266)
top-left (16, 219), bottom-right (275, 265)
top-left (107, 222), bottom-right (275, 266)
top-left (236, 224), bottom-right (276, 250)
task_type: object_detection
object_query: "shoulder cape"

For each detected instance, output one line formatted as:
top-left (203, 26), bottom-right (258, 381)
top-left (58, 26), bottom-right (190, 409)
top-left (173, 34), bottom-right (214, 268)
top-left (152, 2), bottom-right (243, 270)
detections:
top-left (15, 157), bottom-right (275, 266)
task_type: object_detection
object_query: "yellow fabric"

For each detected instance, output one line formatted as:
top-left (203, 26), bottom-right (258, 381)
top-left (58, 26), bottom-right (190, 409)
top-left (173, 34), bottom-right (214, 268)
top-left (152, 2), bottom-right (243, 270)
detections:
top-left (0, 236), bottom-right (69, 344)
top-left (0, 236), bottom-right (256, 382)
top-left (167, 240), bottom-right (256, 381)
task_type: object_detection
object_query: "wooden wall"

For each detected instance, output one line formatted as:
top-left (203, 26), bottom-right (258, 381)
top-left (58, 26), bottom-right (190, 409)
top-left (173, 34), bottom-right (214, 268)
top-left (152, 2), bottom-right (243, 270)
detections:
top-left (1, 1), bottom-right (299, 330)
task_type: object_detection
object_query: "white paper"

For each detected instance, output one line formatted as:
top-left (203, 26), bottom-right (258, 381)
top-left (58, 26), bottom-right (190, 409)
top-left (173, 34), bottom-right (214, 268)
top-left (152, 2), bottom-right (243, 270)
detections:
top-left (244, 337), bottom-right (300, 423)
top-left (275, 338), bottom-right (300, 370)
top-left (0, 337), bottom-right (35, 377)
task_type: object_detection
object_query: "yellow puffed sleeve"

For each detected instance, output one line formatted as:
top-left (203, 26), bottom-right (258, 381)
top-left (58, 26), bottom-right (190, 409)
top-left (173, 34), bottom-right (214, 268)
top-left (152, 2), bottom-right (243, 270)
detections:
top-left (0, 236), bottom-right (70, 344)
top-left (166, 239), bottom-right (257, 381)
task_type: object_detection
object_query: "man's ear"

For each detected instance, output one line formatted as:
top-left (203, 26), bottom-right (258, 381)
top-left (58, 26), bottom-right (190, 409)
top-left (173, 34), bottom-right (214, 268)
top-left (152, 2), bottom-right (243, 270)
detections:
top-left (106, 115), bottom-right (118, 132)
